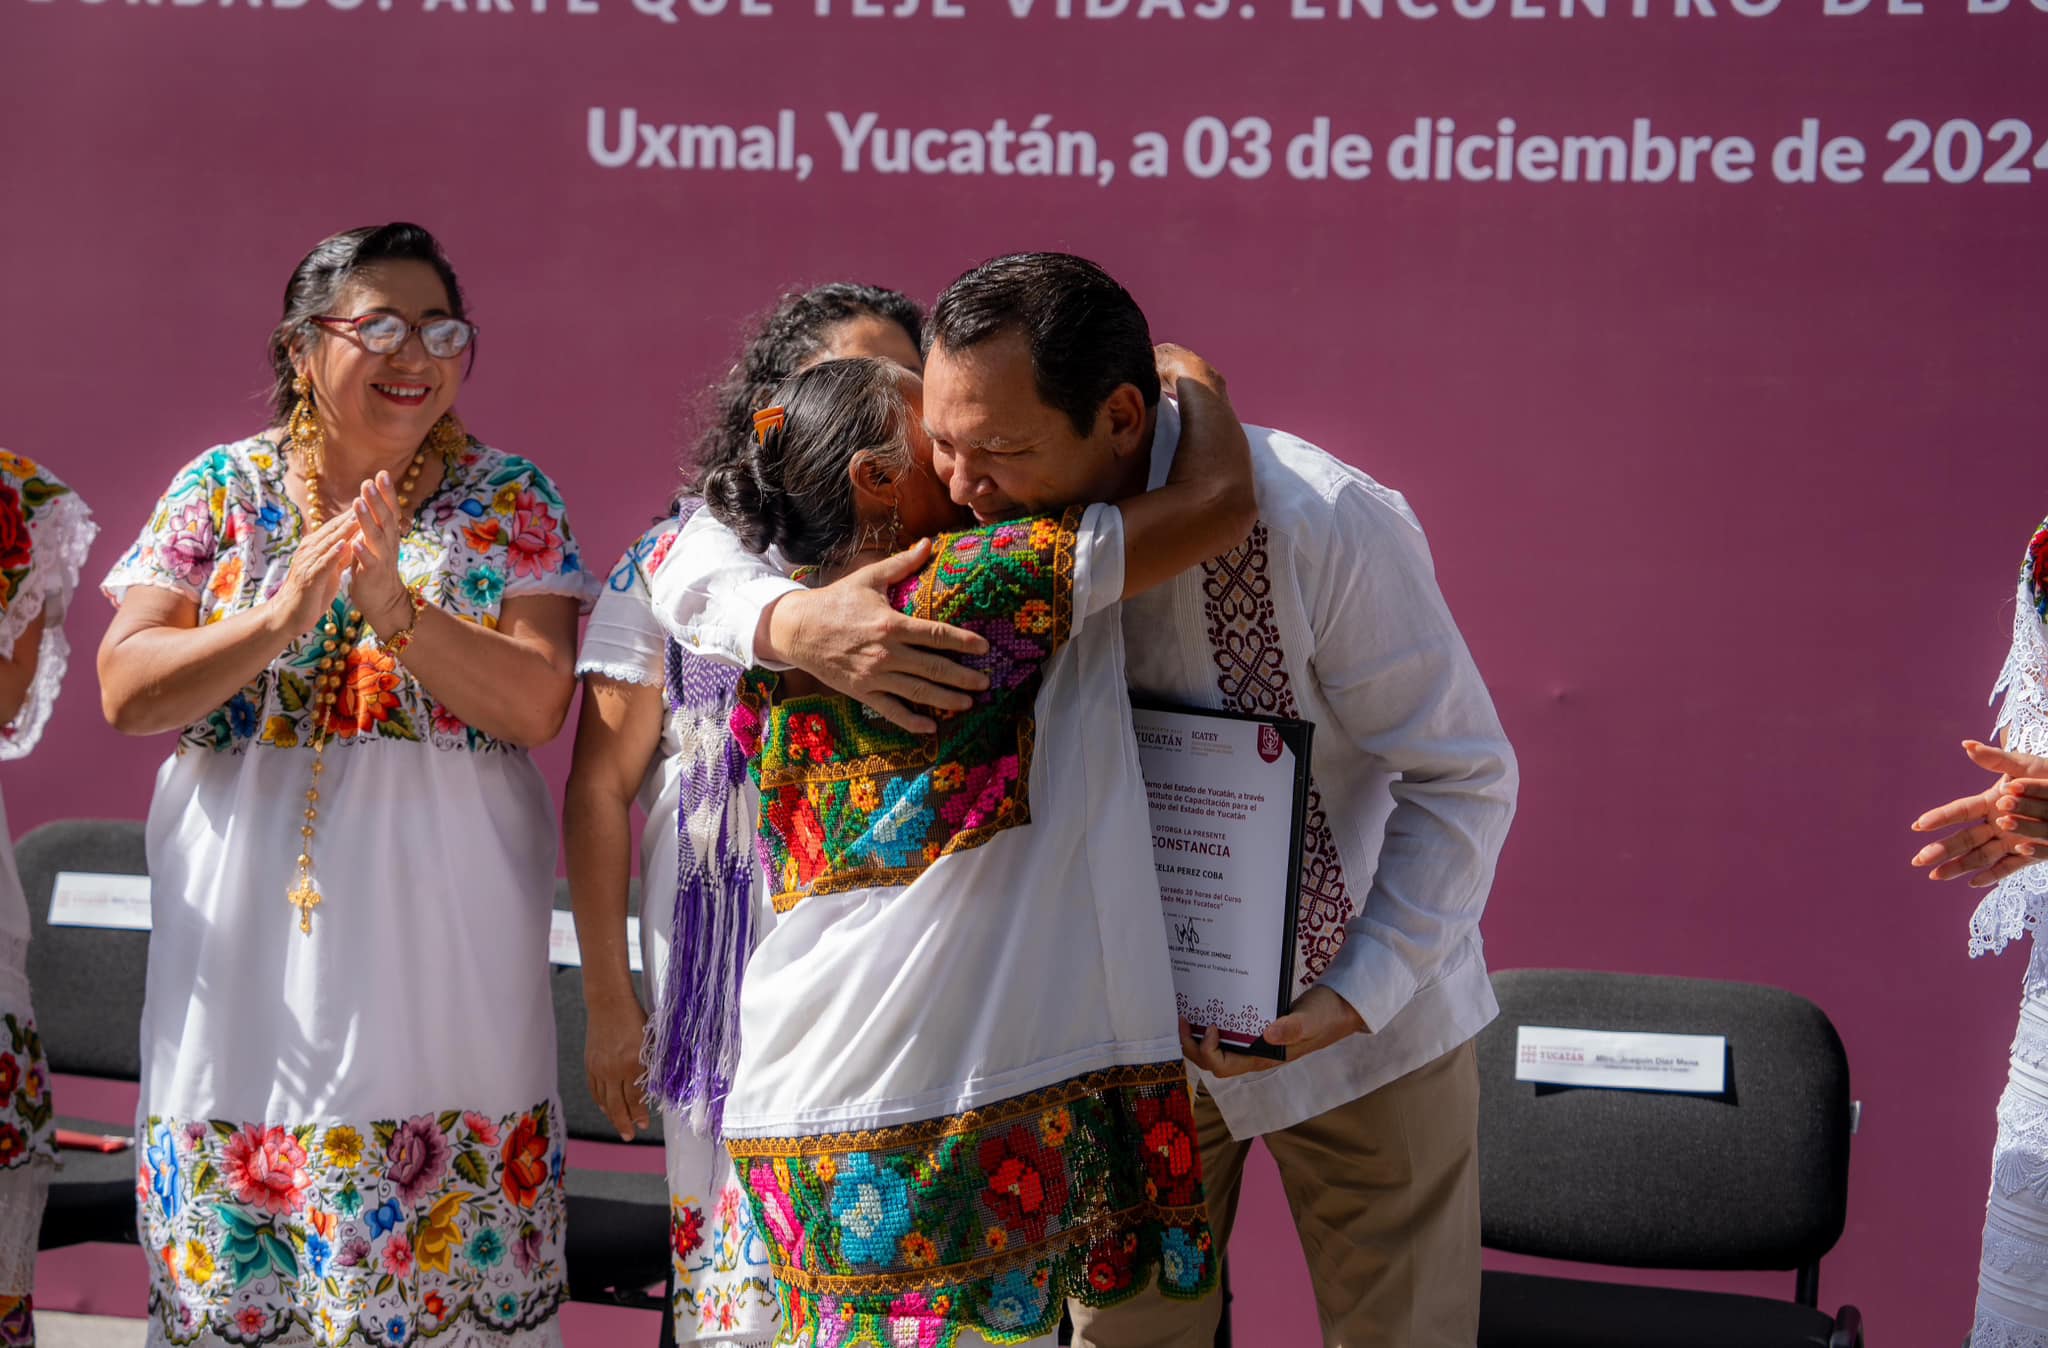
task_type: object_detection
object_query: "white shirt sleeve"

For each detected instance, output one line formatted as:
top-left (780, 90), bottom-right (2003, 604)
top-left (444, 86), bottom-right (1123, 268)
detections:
top-left (575, 523), bottom-right (679, 687)
top-left (1307, 479), bottom-right (1519, 1034)
top-left (647, 507), bottom-right (803, 670)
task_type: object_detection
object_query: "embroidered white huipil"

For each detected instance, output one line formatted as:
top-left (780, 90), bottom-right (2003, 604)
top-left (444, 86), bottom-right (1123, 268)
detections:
top-left (0, 451), bottom-right (95, 1313)
top-left (696, 504), bottom-right (1180, 1137)
top-left (102, 435), bottom-right (590, 1348)
top-left (1970, 519), bottom-right (2048, 1348)
top-left (654, 402), bottom-right (1519, 1139)
top-left (575, 518), bottom-right (777, 1346)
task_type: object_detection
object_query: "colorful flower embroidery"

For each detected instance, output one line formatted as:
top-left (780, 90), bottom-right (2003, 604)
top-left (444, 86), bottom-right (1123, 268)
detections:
top-left (506, 490), bottom-right (565, 580)
top-left (140, 1099), bottom-right (565, 1346)
top-left (0, 1016), bottom-right (54, 1174)
top-left (736, 508), bottom-right (1081, 913)
top-left (2025, 518), bottom-right (2048, 620)
top-left (499, 1112), bottom-right (549, 1210)
top-left (157, 499), bottom-right (216, 590)
top-left (668, 1178), bottom-right (781, 1341)
top-left (102, 437), bottom-right (587, 757)
top-left (727, 1063), bottom-right (1214, 1348)
top-left (221, 1125), bottom-right (314, 1216)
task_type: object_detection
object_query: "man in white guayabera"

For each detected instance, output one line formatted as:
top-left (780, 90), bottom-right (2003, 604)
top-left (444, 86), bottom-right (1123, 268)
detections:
top-left (651, 252), bottom-right (1518, 1348)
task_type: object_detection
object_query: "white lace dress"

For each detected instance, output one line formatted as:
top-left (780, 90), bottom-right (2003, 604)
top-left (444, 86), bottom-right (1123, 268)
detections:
top-left (0, 451), bottom-right (95, 1340)
top-left (575, 519), bottom-right (777, 1346)
top-left (1973, 518), bottom-right (2048, 1348)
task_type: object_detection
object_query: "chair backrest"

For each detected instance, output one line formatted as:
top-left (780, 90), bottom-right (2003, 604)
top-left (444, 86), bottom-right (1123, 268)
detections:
top-left (1476, 968), bottom-right (1852, 1271)
top-left (16, 818), bottom-right (151, 1081)
top-left (550, 877), bottom-right (662, 1147)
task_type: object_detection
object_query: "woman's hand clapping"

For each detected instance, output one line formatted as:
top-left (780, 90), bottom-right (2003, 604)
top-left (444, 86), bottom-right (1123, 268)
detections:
top-left (1912, 740), bottom-right (2048, 886)
top-left (271, 511), bottom-right (361, 640)
top-left (349, 471), bottom-right (414, 641)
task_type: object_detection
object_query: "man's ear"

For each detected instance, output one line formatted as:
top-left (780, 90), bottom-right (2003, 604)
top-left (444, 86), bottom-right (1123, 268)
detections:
top-left (1099, 384), bottom-right (1150, 460)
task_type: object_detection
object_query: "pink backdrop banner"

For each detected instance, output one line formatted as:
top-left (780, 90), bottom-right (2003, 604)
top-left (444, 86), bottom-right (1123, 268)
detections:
top-left (4, 0), bottom-right (2047, 1340)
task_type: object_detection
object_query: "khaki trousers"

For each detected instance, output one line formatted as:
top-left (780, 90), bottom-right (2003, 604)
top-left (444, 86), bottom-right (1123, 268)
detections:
top-left (1070, 1040), bottom-right (1480, 1348)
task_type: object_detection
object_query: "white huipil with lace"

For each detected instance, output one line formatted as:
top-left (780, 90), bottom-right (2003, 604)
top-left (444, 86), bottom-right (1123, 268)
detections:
top-left (0, 451), bottom-right (95, 1315)
top-left (101, 434), bottom-right (591, 1348)
top-left (1974, 527), bottom-right (2048, 1348)
top-left (574, 518), bottom-right (777, 1347)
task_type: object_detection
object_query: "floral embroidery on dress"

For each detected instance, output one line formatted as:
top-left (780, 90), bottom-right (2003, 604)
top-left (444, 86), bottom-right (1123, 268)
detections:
top-left (725, 1063), bottom-right (1213, 1348)
top-left (730, 508), bottom-right (1082, 912)
top-left (2024, 517), bottom-right (2048, 621)
top-left (0, 1016), bottom-right (54, 1174)
top-left (101, 436), bottom-right (589, 757)
top-left (0, 1295), bottom-right (29, 1347)
top-left (0, 453), bottom-right (70, 617)
top-left (0, 450), bottom-right (95, 758)
top-left (671, 1185), bottom-right (777, 1341)
top-left (139, 1100), bottom-right (567, 1346)
top-left (606, 519), bottom-right (684, 596)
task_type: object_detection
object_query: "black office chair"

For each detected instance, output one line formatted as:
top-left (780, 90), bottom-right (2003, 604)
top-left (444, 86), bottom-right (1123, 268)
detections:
top-left (16, 817), bottom-right (151, 1250)
top-left (550, 877), bottom-right (675, 1345)
top-left (1475, 968), bottom-right (1863, 1348)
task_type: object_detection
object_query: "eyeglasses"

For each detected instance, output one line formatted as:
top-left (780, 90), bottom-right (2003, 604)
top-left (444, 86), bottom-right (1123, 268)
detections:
top-left (311, 312), bottom-right (478, 359)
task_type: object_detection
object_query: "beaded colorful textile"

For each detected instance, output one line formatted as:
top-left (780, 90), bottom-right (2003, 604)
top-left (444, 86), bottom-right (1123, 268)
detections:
top-left (726, 1062), bottom-right (1215, 1348)
top-left (730, 508), bottom-right (1083, 913)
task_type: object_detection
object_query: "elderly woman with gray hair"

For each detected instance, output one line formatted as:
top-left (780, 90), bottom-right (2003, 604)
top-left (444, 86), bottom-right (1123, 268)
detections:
top-left (97, 222), bottom-right (590, 1347)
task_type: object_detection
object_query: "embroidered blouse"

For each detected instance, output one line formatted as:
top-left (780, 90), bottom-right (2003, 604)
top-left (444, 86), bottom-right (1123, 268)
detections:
top-left (732, 510), bottom-right (1079, 912)
top-left (1976, 517), bottom-right (2048, 957)
top-left (0, 451), bottom-right (95, 759)
top-left (101, 434), bottom-right (591, 755)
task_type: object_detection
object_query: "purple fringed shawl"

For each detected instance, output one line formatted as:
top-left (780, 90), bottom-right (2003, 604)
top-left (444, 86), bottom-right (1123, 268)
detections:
top-left (641, 501), bottom-right (753, 1137)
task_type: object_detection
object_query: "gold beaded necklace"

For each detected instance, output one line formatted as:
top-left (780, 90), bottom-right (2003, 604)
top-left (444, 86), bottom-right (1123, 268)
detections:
top-left (282, 405), bottom-right (458, 936)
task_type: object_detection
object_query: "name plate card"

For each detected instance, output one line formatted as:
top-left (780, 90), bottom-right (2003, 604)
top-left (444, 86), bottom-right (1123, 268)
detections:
top-left (50, 873), bottom-right (641, 974)
top-left (1514, 1025), bottom-right (1728, 1094)
top-left (48, 871), bottom-right (152, 930)
top-left (548, 910), bottom-right (644, 973)
top-left (1134, 703), bottom-right (1313, 1060)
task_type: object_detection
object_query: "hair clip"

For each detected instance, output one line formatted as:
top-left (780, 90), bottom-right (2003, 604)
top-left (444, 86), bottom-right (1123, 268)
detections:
top-left (753, 405), bottom-right (787, 445)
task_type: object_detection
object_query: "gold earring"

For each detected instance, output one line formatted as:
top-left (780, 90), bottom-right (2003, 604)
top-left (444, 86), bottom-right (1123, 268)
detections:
top-left (287, 373), bottom-right (324, 466)
top-left (425, 413), bottom-right (468, 460)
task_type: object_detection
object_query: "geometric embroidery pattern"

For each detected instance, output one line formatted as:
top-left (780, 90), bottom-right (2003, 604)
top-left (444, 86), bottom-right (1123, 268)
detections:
top-left (1202, 522), bottom-right (1356, 993)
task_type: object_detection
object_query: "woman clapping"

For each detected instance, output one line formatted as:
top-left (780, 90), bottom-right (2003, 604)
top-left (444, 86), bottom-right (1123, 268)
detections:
top-left (99, 223), bottom-right (590, 1346)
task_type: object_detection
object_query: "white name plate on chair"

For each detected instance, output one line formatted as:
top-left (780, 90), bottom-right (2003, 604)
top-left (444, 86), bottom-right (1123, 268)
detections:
top-left (48, 872), bottom-right (153, 930)
top-left (1515, 1026), bottom-right (1727, 1093)
top-left (547, 910), bottom-right (643, 973)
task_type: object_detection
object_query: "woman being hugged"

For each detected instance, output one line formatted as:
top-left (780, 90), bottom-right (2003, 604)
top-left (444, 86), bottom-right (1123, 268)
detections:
top-left (0, 450), bottom-right (95, 1344)
top-left (696, 349), bottom-right (1251, 1348)
top-left (564, 282), bottom-right (922, 1346)
top-left (99, 223), bottom-right (590, 1347)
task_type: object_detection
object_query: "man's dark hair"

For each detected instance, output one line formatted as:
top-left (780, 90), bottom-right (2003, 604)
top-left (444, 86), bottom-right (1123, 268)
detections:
top-left (929, 253), bottom-right (1156, 437)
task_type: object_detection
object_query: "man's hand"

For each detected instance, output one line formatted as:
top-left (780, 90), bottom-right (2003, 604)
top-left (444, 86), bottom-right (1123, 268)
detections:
top-left (1180, 986), bottom-right (1368, 1079)
top-left (1911, 740), bottom-right (2048, 886)
top-left (762, 541), bottom-right (991, 734)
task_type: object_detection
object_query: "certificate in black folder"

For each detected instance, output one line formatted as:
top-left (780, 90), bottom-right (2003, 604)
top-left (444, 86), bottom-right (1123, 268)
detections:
top-left (1132, 702), bottom-right (1313, 1060)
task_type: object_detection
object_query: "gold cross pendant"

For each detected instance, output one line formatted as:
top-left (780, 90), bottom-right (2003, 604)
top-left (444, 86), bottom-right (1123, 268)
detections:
top-left (287, 879), bottom-right (322, 935)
